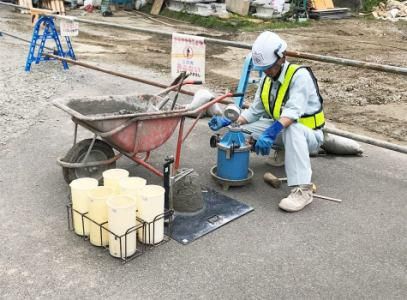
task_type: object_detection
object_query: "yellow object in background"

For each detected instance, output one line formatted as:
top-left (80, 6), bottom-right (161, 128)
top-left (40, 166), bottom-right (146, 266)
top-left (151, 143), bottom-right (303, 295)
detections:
top-left (310, 0), bottom-right (334, 9)
top-left (137, 185), bottom-right (165, 245)
top-left (69, 177), bottom-right (98, 236)
top-left (107, 195), bottom-right (137, 258)
top-left (102, 168), bottom-right (129, 194)
top-left (88, 186), bottom-right (114, 246)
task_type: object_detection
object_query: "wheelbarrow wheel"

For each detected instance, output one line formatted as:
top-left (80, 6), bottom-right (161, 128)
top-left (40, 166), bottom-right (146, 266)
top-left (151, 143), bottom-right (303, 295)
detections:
top-left (62, 139), bottom-right (116, 184)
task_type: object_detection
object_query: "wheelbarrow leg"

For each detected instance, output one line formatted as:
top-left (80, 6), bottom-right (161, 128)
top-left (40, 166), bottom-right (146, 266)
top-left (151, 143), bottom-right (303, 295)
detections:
top-left (81, 134), bottom-right (97, 163)
top-left (73, 123), bottom-right (78, 145)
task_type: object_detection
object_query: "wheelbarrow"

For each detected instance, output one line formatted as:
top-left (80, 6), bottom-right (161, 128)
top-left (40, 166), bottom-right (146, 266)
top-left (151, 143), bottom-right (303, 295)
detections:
top-left (53, 81), bottom-right (241, 208)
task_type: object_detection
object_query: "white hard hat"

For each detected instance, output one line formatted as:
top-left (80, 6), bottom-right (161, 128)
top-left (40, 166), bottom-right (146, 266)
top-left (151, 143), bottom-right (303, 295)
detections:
top-left (251, 31), bottom-right (287, 71)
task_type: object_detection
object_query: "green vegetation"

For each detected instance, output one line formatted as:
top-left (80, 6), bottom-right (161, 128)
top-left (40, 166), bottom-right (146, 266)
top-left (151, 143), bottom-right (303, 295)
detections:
top-left (362, 0), bottom-right (383, 12)
top-left (140, 5), bottom-right (310, 32)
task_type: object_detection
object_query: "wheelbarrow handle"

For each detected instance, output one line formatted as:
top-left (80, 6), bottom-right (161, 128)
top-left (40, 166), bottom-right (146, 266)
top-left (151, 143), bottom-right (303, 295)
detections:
top-left (183, 80), bottom-right (203, 85)
top-left (156, 79), bottom-right (202, 97)
top-left (182, 92), bottom-right (243, 143)
top-left (189, 92), bottom-right (236, 115)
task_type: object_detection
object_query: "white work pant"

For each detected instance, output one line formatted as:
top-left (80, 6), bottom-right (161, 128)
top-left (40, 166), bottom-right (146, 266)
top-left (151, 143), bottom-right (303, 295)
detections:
top-left (242, 118), bottom-right (324, 187)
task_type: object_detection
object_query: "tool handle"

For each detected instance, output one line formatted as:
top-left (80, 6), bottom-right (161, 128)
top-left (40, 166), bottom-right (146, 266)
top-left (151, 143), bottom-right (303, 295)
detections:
top-left (241, 128), bottom-right (252, 135)
top-left (313, 194), bottom-right (342, 203)
top-left (231, 92), bottom-right (245, 98)
top-left (171, 72), bottom-right (187, 110)
top-left (182, 80), bottom-right (202, 85)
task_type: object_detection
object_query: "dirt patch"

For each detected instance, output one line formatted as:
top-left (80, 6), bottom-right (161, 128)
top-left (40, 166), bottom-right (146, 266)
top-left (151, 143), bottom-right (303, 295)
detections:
top-left (1, 8), bottom-right (406, 146)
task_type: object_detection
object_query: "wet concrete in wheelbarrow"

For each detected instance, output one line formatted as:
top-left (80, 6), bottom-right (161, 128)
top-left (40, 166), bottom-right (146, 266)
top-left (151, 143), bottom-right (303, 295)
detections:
top-left (64, 94), bottom-right (168, 117)
top-left (68, 99), bottom-right (147, 116)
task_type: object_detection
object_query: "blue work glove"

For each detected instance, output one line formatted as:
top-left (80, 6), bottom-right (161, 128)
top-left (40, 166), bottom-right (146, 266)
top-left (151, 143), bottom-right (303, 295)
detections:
top-left (255, 121), bottom-right (284, 156)
top-left (208, 116), bottom-right (231, 131)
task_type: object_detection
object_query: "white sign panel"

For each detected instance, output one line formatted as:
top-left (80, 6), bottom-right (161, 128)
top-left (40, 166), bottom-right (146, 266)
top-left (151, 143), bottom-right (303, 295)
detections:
top-left (171, 33), bottom-right (205, 82)
top-left (60, 20), bottom-right (79, 37)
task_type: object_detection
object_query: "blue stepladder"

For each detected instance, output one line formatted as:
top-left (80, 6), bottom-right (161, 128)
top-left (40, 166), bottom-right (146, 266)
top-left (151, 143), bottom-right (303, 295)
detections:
top-left (234, 52), bottom-right (262, 108)
top-left (25, 16), bottom-right (76, 72)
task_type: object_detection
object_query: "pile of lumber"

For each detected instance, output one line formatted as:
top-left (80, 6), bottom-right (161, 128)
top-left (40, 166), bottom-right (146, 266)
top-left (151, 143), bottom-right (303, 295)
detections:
top-left (17, 0), bottom-right (32, 12)
top-left (308, 0), bottom-right (350, 19)
top-left (17, 0), bottom-right (65, 14)
top-left (372, 0), bottom-right (407, 21)
top-left (42, 0), bottom-right (66, 14)
top-left (309, 0), bottom-right (334, 10)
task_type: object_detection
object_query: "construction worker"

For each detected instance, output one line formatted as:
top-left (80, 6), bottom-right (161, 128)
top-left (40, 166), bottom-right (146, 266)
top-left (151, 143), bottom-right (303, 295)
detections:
top-left (208, 31), bottom-right (325, 212)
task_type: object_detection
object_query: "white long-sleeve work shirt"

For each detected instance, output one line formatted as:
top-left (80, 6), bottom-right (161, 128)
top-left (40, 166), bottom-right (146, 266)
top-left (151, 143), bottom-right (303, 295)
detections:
top-left (241, 61), bottom-right (322, 124)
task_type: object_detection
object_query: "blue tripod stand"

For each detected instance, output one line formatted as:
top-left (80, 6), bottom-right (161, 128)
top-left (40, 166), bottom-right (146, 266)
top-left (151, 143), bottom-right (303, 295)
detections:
top-left (25, 16), bottom-right (76, 72)
top-left (234, 53), bottom-right (262, 108)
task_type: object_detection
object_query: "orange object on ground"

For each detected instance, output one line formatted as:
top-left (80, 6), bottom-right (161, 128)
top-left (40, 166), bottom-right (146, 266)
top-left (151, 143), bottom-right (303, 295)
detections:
top-left (310, 0), bottom-right (335, 10)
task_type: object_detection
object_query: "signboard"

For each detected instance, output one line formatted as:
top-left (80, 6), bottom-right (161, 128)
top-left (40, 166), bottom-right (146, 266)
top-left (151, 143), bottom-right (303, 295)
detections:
top-left (60, 19), bottom-right (79, 37)
top-left (171, 33), bottom-right (206, 82)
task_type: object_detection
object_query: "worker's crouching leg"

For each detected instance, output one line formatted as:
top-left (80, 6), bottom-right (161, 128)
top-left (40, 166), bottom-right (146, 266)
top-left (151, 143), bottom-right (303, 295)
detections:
top-left (282, 123), bottom-right (323, 187)
top-left (240, 117), bottom-right (273, 139)
top-left (240, 118), bottom-right (284, 150)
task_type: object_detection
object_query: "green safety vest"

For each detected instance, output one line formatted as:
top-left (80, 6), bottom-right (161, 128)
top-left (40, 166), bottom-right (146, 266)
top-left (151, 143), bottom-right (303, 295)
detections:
top-left (260, 64), bottom-right (325, 130)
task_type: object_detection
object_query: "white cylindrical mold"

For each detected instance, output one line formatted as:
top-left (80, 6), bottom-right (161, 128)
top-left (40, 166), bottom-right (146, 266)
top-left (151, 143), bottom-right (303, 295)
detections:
top-left (102, 168), bottom-right (129, 194)
top-left (88, 186), bottom-right (114, 246)
top-left (138, 185), bottom-right (165, 245)
top-left (119, 177), bottom-right (147, 219)
top-left (119, 177), bottom-right (147, 241)
top-left (70, 177), bottom-right (98, 236)
top-left (107, 195), bottom-right (137, 258)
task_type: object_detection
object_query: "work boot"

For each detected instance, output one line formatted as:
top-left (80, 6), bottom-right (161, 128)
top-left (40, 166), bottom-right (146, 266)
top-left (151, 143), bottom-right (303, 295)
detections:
top-left (278, 184), bottom-right (313, 212)
top-left (266, 149), bottom-right (285, 167)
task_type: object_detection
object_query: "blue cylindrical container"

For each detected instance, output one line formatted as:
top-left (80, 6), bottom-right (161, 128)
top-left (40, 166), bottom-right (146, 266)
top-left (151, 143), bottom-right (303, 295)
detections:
top-left (216, 128), bottom-right (251, 180)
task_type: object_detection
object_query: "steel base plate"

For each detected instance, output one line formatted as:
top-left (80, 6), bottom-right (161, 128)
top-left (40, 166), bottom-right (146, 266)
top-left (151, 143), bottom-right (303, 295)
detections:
top-left (210, 165), bottom-right (254, 191)
top-left (166, 187), bottom-right (254, 245)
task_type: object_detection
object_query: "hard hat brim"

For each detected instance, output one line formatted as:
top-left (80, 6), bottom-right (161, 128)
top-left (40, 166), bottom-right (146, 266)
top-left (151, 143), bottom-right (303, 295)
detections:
top-left (252, 62), bottom-right (275, 72)
top-left (253, 64), bottom-right (274, 72)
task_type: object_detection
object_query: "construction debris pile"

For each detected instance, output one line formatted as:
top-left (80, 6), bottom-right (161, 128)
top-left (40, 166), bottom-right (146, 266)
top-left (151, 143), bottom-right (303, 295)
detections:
top-left (165, 0), bottom-right (291, 19)
top-left (372, 0), bottom-right (407, 21)
top-left (161, 0), bottom-right (350, 20)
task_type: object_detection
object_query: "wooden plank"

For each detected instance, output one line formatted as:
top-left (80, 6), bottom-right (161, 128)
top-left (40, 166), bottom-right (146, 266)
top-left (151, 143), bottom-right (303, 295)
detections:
top-left (310, 0), bottom-right (334, 10)
top-left (30, 7), bottom-right (54, 14)
top-left (225, 0), bottom-right (250, 16)
top-left (30, 8), bottom-right (53, 25)
top-left (55, 0), bottom-right (62, 14)
top-left (42, 0), bottom-right (48, 9)
top-left (60, 0), bottom-right (65, 15)
top-left (51, 0), bottom-right (58, 13)
top-left (51, 0), bottom-right (57, 13)
top-left (324, 0), bottom-right (335, 9)
top-left (150, 0), bottom-right (165, 15)
top-left (18, 0), bottom-right (33, 10)
top-left (60, 0), bottom-right (66, 15)
top-left (311, 0), bottom-right (323, 10)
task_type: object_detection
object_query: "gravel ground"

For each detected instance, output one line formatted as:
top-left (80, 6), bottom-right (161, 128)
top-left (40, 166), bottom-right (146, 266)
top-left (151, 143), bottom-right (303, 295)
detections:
top-left (0, 38), bottom-right (69, 146)
top-left (0, 8), bottom-right (178, 153)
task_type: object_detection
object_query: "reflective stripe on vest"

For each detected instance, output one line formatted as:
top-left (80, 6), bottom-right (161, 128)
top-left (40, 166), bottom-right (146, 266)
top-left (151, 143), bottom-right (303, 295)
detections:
top-left (260, 64), bottom-right (325, 130)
